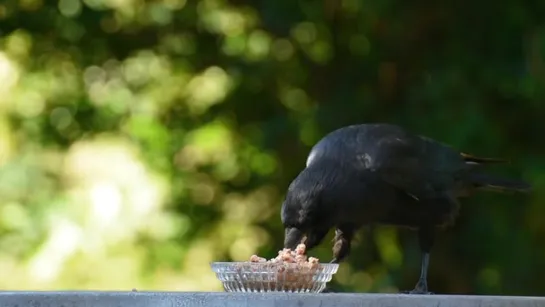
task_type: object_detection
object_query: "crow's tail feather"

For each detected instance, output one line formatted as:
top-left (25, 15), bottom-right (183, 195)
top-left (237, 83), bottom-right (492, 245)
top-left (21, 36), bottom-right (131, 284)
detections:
top-left (461, 152), bottom-right (509, 164)
top-left (469, 172), bottom-right (531, 193)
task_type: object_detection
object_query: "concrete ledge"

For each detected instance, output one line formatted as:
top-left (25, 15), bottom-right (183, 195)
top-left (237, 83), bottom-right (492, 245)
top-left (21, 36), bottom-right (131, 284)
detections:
top-left (0, 291), bottom-right (542, 307)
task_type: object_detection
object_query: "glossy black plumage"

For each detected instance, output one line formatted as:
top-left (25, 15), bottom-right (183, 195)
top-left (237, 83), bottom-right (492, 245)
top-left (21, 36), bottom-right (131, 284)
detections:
top-left (281, 123), bottom-right (530, 294)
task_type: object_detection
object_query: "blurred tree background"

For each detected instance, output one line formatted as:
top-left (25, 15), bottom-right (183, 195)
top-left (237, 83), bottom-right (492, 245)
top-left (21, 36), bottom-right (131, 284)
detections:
top-left (0, 0), bottom-right (544, 295)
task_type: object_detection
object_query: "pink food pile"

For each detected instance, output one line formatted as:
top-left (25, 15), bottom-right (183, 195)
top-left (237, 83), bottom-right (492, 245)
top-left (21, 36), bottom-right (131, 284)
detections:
top-left (249, 244), bottom-right (320, 269)
top-left (233, 244), bottom-right (322, 291)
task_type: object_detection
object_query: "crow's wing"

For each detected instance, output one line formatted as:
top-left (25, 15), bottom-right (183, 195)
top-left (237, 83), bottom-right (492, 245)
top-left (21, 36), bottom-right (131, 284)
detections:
top-left (365, 132), bottom-right (466, 200)
top-left (307, 124), bottom-right (467, 200)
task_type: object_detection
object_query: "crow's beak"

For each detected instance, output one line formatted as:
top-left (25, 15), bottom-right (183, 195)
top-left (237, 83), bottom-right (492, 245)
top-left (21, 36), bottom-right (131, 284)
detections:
top-left (284, 227), bottom-right (305, 249)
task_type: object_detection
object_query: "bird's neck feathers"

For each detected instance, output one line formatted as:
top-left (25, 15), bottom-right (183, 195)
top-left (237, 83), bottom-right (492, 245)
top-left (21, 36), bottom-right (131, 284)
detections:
top-left (289, 164), bottom-right (336, 193)
top-left (284, 163), bottom-right (348, 209)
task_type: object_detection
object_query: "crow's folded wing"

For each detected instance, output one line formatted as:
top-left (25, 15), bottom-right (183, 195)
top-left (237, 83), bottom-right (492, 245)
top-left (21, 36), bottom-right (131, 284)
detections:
top-left (367, 134), bottom-right (466, 200)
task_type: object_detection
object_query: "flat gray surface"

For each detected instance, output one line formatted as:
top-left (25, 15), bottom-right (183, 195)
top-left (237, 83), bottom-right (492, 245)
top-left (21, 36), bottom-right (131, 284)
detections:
top-left (0, 291), bottom-right (543, 307)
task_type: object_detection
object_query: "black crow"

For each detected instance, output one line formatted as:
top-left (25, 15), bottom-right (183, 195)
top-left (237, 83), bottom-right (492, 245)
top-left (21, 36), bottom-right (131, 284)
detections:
top-left (281, 123), bottom-right (531, 294)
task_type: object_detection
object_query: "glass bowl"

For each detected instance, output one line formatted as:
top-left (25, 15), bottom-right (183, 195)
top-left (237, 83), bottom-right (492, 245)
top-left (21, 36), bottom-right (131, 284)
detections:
top-left (210, 262), bottom-right (339, 293)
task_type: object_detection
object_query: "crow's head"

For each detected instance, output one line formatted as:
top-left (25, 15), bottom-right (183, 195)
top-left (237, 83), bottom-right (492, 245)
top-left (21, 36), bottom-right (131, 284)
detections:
top-left (280, 165), bottom-right (335, 251)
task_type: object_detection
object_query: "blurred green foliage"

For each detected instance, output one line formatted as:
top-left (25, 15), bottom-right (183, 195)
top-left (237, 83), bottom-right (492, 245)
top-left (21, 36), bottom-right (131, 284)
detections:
top-left (0, 0), bottom-right (544, 295)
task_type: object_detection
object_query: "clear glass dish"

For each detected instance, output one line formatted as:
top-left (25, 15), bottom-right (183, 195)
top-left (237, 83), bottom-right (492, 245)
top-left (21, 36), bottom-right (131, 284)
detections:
top-left (210, 262), bottom-right (339, 293)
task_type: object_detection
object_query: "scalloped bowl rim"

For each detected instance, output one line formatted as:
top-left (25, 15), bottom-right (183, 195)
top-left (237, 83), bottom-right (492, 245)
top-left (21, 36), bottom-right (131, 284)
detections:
top-left (210, 262), bottom-right (340, 274)
top-left (210, 261), bottom-right (339, 265)
top-left (210, 262), bottom-right (340, 269)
